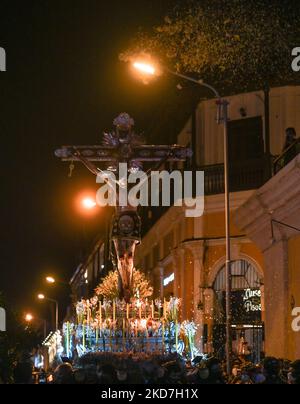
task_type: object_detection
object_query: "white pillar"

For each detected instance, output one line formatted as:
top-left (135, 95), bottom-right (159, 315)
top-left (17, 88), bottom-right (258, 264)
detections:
top-left (186, 241), bottom-right (205, 352)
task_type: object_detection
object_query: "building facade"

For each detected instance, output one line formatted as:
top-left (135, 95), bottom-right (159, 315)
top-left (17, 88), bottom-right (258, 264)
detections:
top-left (236, 152), bottom-right (300, 360)
top-left (135, 85), bottom-right (300, 361)
top-left (69, 238), bottom-right (108, 305)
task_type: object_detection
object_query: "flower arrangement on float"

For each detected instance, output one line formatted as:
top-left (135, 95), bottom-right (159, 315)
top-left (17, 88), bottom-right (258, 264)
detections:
top-left (62, 270), bottom-right (199, 360)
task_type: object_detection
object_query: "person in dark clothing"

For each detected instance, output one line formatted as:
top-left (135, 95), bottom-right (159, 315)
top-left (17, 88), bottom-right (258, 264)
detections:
top-left (283, 128), bottom-right (297, 151)
top-left (279, 127), bottom-right (299, 168)
top-left (203, 357), bottom-right (226, 384)
top-left (262, 357), bottom-right (286, 384)
top-left (53, 363), bottom-right (75, 384)
top-left (97, 364), bottom-right (118, 384)
top-left (288, 360), bottom-right (300, 384)
top-left (13, 361), bottom-right (33, 384)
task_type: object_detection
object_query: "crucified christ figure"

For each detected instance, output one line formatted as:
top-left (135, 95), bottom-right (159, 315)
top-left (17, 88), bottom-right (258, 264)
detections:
top-left (55, 113), bottom-right (191, 302)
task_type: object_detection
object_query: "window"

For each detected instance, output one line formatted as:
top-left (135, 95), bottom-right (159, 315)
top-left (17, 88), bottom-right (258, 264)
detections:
top-left (228, 117), bottom-right (264, 163)
top-left (214, 260), bottom-right (261, 292)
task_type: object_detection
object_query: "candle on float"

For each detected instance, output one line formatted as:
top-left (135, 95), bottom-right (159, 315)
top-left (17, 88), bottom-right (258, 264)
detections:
top-left (151, 301), bottom-right (154, 319)
top-left (145, 322), bottom-right (149, 339)
top-left (109, 325), bottom-right (112, 351)
top-left (87, 302), bottom-right (90, 325)
top-left (99, 302), bottom-right (102, 336)
top-left (139, 302), bottom-right (142, 319)
top-left (162, 320), bottom-right (165, 352)
top-left (126, 303), bottom-right (129, 320)
top-left (175, 320), bottom-right (178, 352)
top-left (82, 321), bottom-right (86, 350)
top-left (163, 298), bottom-right (167, 319)
top-left (66, 322), bottom-right (70, 357)
top-left (123, 318), bottom-right (126, 348)
top-left (113, 300), bottom-right (116, 324)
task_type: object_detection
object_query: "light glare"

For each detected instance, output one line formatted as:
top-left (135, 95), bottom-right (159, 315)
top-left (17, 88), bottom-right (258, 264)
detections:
top-left (133, 62), bottom-right (156, 76)
top-left (46, 276), bottom-right (55, 284)
top-left (82, 198), bottom-right (97, 209)
top-left (25, 314), bottom-right (33, 322)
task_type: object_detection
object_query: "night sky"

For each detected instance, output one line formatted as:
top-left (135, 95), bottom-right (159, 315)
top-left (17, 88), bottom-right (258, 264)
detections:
top-left (0, 0), bottom-right (193, 317)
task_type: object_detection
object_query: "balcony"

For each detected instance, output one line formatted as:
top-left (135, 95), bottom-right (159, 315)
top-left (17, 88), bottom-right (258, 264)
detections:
top-left (201, 157), bottom-right (270, 196)
top-left (142, 142), bottom-right (300, 234)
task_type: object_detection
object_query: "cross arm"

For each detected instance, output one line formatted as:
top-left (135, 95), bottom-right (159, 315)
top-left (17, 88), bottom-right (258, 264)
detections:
top-left (55, 144), bottom-right (192, 163)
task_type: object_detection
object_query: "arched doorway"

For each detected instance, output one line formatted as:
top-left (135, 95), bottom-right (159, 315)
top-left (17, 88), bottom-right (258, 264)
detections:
top-left (212, 259), bottom-right (264, 363)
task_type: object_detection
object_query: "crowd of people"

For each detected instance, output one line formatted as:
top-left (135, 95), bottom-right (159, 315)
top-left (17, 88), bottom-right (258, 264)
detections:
top-left (37, 352), bottom-right (300, 385)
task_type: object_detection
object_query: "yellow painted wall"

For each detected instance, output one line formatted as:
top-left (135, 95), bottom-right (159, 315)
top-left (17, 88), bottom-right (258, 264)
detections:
top-left (203, 212), bottom-right (244, 238)
top-left (288, 236), bottom-right (300, 359)
top-left (240, 243), bottom-right (265, 273)
top-left (185, 218), bottom-right (194, 240)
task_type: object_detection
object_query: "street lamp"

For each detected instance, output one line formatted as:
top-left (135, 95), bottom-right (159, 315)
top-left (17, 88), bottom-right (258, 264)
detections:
top-left (45, 276), bottom-right (69, 286)
top-left (37, 294), bottom-right (59, 331)
top-left (25, 313), bottom-right (34, 322)
top-left (25, 313), bottom-right (47, 339)
top-left (132, 59), bottom-right (232, 373)
top-left (46, 276), bottom-right (55, 284)
top-left (82, 197), bottom-right (97, 210)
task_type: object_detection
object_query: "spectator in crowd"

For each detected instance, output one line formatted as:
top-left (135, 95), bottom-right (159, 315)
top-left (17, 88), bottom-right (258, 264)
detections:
top-left (53, 363), bottom-right (75, 384)
top-left (13, 361), bottom-right (33, 384)
top-left (262, 357), bottom-right (286, 384)
top-left (283, 127), bottom-right (297, 151)
top-left (288, 360), bottom-right (300, 384)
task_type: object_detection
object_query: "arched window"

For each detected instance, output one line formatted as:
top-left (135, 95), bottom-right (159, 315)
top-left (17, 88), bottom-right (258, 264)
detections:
top-left (213, 259), bottom-right (261, 291)
top-left (212, 259), bottom-right (264, 362)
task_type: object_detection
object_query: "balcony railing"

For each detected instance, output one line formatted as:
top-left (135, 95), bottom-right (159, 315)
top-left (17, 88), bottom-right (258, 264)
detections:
top-left (200, 157), bottom-right (270, 195)
top-left (273, 138), bottom-right (300, 174)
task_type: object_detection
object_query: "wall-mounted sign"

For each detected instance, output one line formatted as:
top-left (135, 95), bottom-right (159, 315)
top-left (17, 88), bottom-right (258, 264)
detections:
top-left (243, 288), bottom-right (262, 313)
top-left (164, 273), bottom-right (175, 287)
top-left (0, 307), bottom-right (6, 331)
top-left (219, 288), bottom-right (262, 324)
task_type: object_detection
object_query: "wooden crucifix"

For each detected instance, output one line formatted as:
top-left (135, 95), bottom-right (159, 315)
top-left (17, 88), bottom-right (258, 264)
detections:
top-left (55, 113), bottom-right (191, 302)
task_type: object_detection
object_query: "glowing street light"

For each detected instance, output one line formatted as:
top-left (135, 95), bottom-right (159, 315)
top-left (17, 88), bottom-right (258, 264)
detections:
top-left (132, 58), bottom-right (220, 97)
top-left (37, 294), bottom-right (45, 300)
top-left (45, 275), bottom-right (69, 286)
top-left (25, 313), bottom-right (34, 322)
top-left (25, 313), bottom-right (47, 338)
top-left (82, 197), bottom-right (97, 210)
top-left (133, 61), bottom-right (156, 76)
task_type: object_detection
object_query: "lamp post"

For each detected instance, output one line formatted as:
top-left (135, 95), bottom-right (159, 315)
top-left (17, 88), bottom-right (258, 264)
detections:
top-left (25, 313), bottom-right (47, 339)
top-left (37, 294), bottom-right (59, 331)
top-left (132, 60), bottom-right (232, 373)
top-left (45, 276), bottom-right (69, 287)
